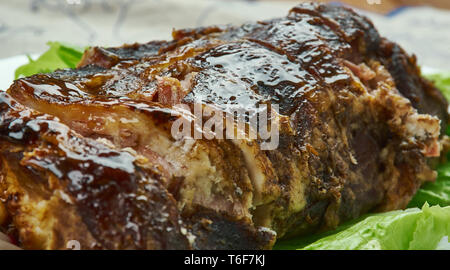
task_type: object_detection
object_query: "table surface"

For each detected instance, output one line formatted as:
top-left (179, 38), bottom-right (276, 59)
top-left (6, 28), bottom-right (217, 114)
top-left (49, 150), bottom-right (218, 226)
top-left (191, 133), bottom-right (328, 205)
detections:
top-left (309, 0), bottom-right (450, 13)
top-left (0, 0), bottom-right (449, 70)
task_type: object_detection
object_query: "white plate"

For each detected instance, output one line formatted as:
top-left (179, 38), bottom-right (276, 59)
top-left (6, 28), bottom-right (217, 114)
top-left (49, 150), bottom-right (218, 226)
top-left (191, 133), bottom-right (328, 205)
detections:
top-left (0, 54), bottom-right (40, 91)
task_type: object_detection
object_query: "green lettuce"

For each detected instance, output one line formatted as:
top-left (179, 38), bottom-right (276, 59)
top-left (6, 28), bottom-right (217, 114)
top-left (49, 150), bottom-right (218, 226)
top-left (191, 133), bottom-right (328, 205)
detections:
top-left (408, 162), bottom-right (450, 208)
top-left (276, 204), bottom-right (450, 250)
top-left (14, 41), bottom-right (85, 79)
top-left (425, 72), bottom-right (450, 102)
top-left (408, 72), bottom-right (450, 208)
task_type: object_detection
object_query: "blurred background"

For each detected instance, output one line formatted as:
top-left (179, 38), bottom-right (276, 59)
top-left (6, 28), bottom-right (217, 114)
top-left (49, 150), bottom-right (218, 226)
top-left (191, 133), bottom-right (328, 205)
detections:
top-left (0, 0), bottom-right (449, 69)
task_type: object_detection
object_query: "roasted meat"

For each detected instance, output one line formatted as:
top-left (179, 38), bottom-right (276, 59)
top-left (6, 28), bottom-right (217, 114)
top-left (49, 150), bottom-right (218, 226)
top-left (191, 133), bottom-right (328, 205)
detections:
top-left (0, 3), bottom-right (448, 249)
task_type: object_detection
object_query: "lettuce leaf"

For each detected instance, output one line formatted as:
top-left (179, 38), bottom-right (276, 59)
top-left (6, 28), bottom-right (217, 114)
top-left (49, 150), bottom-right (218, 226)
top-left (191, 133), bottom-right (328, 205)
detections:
top-left (425, 72), bottom-right (450, 101)
top-left (408, 162), bottom-right (450, 208)
top-left (407, 72), bottom-right (450, 208)
top-left (14, 42), bottom-right (85, 79)
top-left (275, 204), bottom-right (450, 250)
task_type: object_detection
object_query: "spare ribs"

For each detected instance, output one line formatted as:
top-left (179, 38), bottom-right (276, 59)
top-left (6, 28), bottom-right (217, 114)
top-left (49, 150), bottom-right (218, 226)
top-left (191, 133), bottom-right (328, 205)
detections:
top-left (0, 3), bottom-right (448, 249)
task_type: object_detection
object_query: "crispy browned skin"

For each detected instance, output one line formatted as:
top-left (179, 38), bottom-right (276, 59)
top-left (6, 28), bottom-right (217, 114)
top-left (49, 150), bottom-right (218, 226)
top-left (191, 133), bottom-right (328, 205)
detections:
top-left (0, 93), bottom-right (193, 249)
top-left (0, 3), bottom-right (448, 249)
